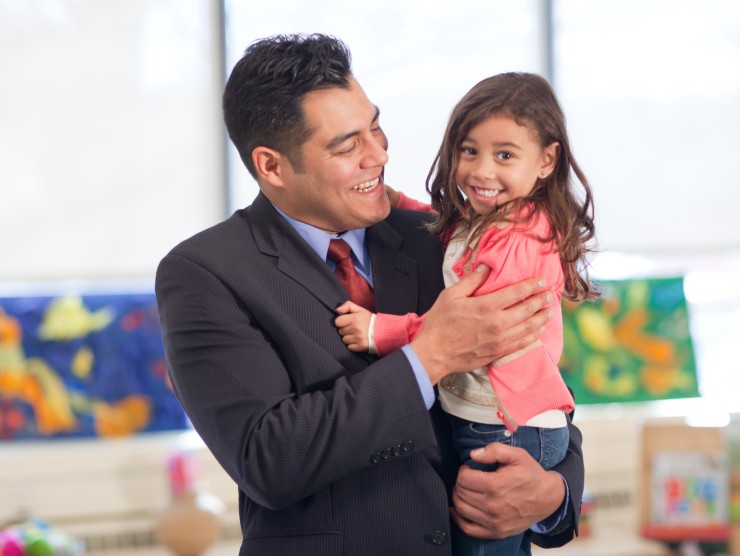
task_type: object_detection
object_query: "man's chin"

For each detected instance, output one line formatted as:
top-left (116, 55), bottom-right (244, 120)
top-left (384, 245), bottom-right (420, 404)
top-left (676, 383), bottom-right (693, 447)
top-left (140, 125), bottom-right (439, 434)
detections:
top-left (362, 199), bottom-right (391, 227)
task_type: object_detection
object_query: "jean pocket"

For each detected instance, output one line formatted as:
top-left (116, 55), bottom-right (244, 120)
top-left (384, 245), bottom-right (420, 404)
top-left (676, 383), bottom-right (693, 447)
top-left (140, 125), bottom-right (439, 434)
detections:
top-left (451, 420), bottom-right (511, 470)
top-left (467, 422), bottom-right (512, 444)
top-left (538, 427), bottom-right (569, 470)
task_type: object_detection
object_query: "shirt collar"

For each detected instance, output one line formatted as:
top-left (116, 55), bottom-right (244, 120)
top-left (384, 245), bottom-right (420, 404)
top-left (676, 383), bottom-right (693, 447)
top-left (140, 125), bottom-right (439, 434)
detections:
top-left (272, 204), bottom-right (369, 271)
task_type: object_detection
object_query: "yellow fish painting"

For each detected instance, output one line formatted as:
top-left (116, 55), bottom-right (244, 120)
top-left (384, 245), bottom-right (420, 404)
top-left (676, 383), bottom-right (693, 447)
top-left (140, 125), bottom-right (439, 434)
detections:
top-left (37, 296), bottom-right (114, 341)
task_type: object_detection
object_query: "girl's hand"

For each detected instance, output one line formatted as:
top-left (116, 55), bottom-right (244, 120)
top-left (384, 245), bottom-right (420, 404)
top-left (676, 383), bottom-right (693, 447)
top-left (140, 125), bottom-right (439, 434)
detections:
top-left (335, 301), bottom-right (373, 352)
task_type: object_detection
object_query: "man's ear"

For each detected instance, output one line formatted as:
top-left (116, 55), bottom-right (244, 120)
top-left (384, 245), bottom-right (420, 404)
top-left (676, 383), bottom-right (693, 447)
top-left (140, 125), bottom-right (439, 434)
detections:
top-left (539, 142), bottom-right (560, 179)
top-left (252, 146), bottom-right (290, 188)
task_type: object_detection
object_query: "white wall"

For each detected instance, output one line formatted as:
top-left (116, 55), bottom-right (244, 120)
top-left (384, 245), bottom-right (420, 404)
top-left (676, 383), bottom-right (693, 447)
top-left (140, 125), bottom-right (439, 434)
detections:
top-left (0, 0), bottom-right (225, 282)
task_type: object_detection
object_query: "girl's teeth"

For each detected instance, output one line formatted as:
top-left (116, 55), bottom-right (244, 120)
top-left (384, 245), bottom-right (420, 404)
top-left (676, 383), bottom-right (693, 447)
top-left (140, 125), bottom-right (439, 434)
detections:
top-left (475, 187), bottom-right (500, 198)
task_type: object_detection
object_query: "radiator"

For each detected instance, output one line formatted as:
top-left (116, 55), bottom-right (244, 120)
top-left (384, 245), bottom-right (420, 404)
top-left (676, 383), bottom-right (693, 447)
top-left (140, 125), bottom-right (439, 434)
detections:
top-left (0, 418), bottom-right (643, 552)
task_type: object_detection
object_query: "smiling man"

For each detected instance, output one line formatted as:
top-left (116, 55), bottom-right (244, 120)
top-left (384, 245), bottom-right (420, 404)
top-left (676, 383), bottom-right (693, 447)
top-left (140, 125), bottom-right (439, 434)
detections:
top-left (252, 75), bottom-right (391, 235)
top-left (155, 33), bottom-right (583, 556)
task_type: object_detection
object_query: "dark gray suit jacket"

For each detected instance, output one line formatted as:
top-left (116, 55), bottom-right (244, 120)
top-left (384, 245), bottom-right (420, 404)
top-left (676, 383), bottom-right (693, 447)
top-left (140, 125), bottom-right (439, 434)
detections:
top-left (155, 192), bottom-right (583, 555)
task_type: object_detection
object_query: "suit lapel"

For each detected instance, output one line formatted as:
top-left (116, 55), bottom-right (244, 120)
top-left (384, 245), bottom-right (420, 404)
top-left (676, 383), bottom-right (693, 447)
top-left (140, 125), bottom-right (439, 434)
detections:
top-left (248, 193), bottom-right (348, 312)
top-left (248, 193), bottom-right (420, 316)
top-left (366, 221), bottom-right (419, 315)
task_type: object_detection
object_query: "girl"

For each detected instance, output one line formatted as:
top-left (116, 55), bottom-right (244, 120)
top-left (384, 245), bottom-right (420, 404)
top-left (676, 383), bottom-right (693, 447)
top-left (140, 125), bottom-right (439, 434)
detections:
top-left (336, 72), bottom-right (598, 555)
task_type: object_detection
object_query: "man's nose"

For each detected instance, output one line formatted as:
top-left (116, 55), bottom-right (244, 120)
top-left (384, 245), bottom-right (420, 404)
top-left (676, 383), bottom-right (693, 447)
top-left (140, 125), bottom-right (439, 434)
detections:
top-left (362, 133), bottom-right (389, 168)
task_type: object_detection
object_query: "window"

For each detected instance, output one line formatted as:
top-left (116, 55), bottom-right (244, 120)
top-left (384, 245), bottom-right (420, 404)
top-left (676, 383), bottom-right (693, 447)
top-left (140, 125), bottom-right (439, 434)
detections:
top-left (0, 0), bottom-right (224, 281)
top-left (223, 0), bottom-right (545, 211)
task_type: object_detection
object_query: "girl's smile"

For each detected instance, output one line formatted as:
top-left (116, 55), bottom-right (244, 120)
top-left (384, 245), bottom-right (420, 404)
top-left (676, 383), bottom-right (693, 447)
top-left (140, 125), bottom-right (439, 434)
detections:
top-left (455, 113), bottom-right (558, 215)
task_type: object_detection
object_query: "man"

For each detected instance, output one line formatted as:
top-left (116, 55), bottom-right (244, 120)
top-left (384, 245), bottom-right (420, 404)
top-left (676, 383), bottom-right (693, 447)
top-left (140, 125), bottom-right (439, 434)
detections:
top-left (155, 33), bottom-right (583, 555)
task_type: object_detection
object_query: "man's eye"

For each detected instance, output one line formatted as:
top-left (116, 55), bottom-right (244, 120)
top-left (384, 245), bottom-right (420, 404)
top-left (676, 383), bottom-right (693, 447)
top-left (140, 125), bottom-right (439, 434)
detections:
top-left (337, 143), bottom-right (357, 155)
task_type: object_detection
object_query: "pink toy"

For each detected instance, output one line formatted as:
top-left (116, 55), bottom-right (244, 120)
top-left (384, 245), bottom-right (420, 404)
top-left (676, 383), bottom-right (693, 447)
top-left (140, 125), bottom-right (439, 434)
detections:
top-left (0, 530), bottom-right (25, 556)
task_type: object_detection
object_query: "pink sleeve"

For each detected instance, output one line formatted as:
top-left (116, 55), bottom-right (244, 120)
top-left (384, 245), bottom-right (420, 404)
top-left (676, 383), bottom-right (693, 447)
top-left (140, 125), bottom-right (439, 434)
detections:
top-left (373, 312), bottom-right (427, 357)
top-left (396, 192), bottom-right (436, 214)
top-left (469, 227), bottom-right (564, 361)
top-left (456, 220), bottom-right (573, 429)
top-left (469, 225), bottom-right (563, 301)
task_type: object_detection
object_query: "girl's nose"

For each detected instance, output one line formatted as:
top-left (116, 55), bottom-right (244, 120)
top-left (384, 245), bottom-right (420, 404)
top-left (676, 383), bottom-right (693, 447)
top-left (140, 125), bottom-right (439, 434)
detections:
top-left (471, 156), bottom-right (495, 179)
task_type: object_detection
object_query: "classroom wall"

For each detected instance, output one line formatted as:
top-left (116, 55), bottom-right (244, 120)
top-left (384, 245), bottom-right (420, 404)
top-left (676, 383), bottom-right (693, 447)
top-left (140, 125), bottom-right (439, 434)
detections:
top-left (1, 1), bottom-right (739, 552)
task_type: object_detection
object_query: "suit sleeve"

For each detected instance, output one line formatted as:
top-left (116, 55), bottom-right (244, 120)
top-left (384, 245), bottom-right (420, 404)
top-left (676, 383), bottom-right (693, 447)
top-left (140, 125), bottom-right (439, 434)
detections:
top-left (532, 413), bottom-right (584, 546)
top-left (155, 252), bottom-right (440, 511)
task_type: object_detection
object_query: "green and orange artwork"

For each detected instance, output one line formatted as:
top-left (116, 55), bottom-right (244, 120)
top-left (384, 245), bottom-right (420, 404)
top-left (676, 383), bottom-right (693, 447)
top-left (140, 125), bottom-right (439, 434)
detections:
top-left (560, 277), bottom-right (699, 404)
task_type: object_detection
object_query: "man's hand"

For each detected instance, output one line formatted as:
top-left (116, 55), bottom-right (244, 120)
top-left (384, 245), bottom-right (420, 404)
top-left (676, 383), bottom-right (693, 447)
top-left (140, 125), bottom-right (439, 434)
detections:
top-left (335, 301), bottom-right (373, 352)
top-left (450, 442), bottom-right (565, 539)
top-left (410, 266), bottom-right (552, 384)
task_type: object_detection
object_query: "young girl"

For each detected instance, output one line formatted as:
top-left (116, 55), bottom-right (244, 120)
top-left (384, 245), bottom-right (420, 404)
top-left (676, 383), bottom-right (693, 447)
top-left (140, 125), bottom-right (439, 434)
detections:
top-left (335, 72), bottom-right (598, 555)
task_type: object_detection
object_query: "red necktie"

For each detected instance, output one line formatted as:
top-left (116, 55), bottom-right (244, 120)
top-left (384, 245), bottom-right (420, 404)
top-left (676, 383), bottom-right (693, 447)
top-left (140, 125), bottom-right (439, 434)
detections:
top-left (327, 239), bottom-right (376, 312)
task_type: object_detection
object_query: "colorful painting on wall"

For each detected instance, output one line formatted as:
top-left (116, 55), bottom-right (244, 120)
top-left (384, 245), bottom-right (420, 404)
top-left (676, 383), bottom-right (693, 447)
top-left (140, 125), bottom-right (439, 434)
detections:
top-left (560, 277), bottom-right (699, 404)
top-left (0, 293), bottom-right (187, 440)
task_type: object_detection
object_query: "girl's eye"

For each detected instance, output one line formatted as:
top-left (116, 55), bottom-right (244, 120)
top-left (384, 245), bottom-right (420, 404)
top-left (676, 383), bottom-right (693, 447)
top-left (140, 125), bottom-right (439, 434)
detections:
top-left (461, 146), bottom-right (476, 156)
top-left (497, 151), bottom-right (513, 161)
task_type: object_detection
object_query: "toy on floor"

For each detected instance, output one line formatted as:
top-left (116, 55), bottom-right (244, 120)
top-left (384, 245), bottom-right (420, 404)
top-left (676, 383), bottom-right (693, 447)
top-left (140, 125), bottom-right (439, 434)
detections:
top-left (0, 520), bottom-right (84, 556)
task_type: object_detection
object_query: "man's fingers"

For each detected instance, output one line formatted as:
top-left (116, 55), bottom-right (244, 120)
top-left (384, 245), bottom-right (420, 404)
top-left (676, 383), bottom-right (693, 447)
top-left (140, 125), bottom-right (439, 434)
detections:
top-left (492, 305), bottom-right (551, 353)
top-left (455, 463), bottom-right (500, 495)
top-left (450, 504), bottom-right (487, 538)
top-left (451, 476), bottom-right (508, 540)
top-left (475, 277), bottom-right (547, 310)
top-left (468, 442), bottom-right (506, 465)
top-left (445, 264), bottom-right (490, 298)
top-left (467, 441), bottom-right (528, 468)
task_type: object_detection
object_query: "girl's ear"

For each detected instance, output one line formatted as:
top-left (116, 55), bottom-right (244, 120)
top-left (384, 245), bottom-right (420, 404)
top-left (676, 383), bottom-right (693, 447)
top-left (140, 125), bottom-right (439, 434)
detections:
top-left (539, 142), bottom-right (560, 179)
top-left (252, 146), bottom-right (290, 188)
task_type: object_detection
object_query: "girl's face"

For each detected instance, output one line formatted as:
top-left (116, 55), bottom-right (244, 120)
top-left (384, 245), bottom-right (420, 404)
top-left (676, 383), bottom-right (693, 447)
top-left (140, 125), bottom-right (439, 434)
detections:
top-left (454, 113), bottom-right (558, 215)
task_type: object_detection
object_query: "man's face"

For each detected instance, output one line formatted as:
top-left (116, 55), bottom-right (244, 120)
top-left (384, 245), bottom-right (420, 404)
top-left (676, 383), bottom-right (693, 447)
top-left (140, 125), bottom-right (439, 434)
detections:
top-left (277, 76), bottom-right (391, 234)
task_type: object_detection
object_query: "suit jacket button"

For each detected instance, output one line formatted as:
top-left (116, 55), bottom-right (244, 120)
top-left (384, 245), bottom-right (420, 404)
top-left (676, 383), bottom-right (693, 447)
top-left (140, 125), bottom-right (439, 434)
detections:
top-left (431, 530), bottom-right (447, 545)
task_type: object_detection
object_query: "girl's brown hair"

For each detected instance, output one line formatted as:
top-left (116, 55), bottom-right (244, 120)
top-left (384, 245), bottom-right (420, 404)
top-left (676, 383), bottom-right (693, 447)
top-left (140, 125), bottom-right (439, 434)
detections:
top-left (427, 72), bottom-right (598, 301)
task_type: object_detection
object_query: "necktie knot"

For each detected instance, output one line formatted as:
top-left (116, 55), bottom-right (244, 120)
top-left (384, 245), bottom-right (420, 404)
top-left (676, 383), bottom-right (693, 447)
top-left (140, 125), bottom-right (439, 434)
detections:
top-left (327, 238), bottom-right (375, 312)
top-left (327, 239), bottom-right (352, 264)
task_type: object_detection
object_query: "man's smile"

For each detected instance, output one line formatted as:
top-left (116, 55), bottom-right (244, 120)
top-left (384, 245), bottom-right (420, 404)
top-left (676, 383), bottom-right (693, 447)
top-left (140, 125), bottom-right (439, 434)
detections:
top-left (351, 177), bottom-right (380, 192)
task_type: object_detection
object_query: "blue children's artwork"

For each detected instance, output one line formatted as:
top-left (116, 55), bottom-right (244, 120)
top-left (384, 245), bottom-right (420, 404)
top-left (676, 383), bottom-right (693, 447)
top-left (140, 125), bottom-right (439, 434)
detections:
top-left (0, 292), bottom-right (188, 440)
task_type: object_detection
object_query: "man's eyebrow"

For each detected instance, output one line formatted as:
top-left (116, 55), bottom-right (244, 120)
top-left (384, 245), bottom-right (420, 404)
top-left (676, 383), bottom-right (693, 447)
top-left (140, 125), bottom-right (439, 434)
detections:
top-left (326, 106), bottom-right (381, 150)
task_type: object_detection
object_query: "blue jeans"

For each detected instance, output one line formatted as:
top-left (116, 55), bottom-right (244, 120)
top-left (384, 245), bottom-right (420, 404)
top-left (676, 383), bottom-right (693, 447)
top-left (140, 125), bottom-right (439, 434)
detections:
top-left (449, 415), bottom-right (569, 556)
